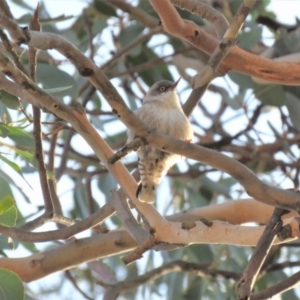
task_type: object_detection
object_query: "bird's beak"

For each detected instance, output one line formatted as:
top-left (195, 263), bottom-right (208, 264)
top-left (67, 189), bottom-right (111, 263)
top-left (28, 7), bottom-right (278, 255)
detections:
top-left (170, 77), bottom-right (181, 91)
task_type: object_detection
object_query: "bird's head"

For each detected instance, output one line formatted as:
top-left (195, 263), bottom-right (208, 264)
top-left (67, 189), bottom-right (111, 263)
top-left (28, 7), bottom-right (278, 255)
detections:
top-left (143, 78), bottom-right (181, 105)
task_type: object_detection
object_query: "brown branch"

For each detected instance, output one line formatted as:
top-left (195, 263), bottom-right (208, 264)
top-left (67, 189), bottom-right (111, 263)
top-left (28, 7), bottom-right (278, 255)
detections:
top-left (29, 4), bottom-right (54, 213)
top-left (55, 131), bottom-right (73, 181)
top-left (122, 235), bottom-right (158, 265)
top-left (172, 0), bottom-right (229, 38)
top-left (267, 261), bottom-right (300, 273)
top-left (0, 198), bottom-right (297, 282)
top-left (147, 0), bottom-right (300, 85)
top-left (102, 260), bottom-right (240, 299)
top-left (0, 229), bottom-right (138, 282)
top-left (108, 137), bottom-right (146, 164)
top-left (250, 270), bottom-right (300, 300)
top-left (0, 6), bottom-right (299, 250)
top-left (108, 48), bottom-right (193, 79)
top-left (83, 9), bottom-right (94, 60)
top-left (0, 202), bottom-right (115, 242)
top-left (0, 29), bottom-right (28, 76)
top-left (47, 127), bottom-right (63, 214)
top-left (101, 26), bottom-right (162, 70)
top-left (106, 0), bottom-right (158, 28)
top-left (0, 56), bottom-right (299, 238)
top-left (1, 1), bottom-right (299, 85)
top-left (183, 0), bottom-right (255, 116)
top-left (65, 270), bottom-right (94, 300)
top-left (110, 189), bottom-right (151, 244)
top-left (0, 1), bottom-right (14, 19)
top-left (237, 208), bottom-right (288, 300)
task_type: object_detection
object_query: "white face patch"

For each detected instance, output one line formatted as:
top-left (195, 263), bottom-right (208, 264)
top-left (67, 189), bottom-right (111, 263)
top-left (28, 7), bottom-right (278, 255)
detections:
top-left (143, 90), bottom-right (182, 111)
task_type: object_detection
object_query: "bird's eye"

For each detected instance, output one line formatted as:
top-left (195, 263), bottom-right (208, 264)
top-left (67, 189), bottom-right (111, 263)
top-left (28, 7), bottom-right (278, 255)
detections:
top-left (159, 86), bottom-right (166, 92)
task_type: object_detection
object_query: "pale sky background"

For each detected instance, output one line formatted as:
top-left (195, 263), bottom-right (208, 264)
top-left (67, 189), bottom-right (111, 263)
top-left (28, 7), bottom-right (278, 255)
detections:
top-left (3, 1), bottom-right (300, 299)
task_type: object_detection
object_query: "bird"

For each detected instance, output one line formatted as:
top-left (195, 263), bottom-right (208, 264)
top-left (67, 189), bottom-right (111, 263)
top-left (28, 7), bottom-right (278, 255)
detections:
top-left (127, 78), bottom-right (193, 203)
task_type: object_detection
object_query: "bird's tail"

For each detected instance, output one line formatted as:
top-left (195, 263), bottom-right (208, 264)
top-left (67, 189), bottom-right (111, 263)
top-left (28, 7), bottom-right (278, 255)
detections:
top-left (136, 183), bottom-right (156, 203)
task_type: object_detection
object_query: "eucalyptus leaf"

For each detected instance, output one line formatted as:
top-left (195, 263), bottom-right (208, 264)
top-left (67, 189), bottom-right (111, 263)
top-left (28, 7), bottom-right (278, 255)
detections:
top-left (285, 91), bottom-right (300, 131)
top-left (0, 268), bottom-right (24, 300)
top-left (119, 23), bottom-right (144, 49)
top-left (253, 83), bottom-right (285, 106)
top-left (0, 123), bottom-right (34, 149)
top-left (228, 72), bottom-right (253, 91)
top-left (0, 205), bottom-right (17, 227)
top-left (0, 170), bottom-right (31, 204)
top-left (37, 64), bottom-right (78, 99)
top-left (238, 24), bottom-right (262, 50)
top-left (0, 195), bottom-right (15, 215)
top-left (0, 90), bottom-right (22, 111)
top-left (0, 154), bottom-right (33, 189)
top-left (93, 0), bottom-right (117, 17)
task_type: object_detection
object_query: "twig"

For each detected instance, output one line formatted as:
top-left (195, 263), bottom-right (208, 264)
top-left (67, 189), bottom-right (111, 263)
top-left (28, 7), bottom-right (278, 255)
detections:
top-left (83, 9), bottom-right (94, 60)
top-left (250, 270), bottom-right (300, 300)
top-left (0, 1), bottom-right (14, 19)
top-left (108, 137), bottom-right (146, 164)
top-left (236, 207), bottom-right (288, 300)
top-left (65, 270), bottom-right (94, 300)
top-left (110, 189), bottom-right (151, 243)
top-left (172, 0), bottom-right (229, 38)
top-left (103, 260), bottom-right (240, 300)
top-left (107, 0), bottom-right (158, 28)
top-left (122, 235), bottom-right (158, 265)
top-left (47, 127), bottom-right (63, 214)
top-left (0, 29), bottom-right (28, 76)
top-left (183, 0), bottom-right (255, 116)
top-left (108, 48), bottom-right (193, 79)
top-left (55, 131), bottom-right (73, 181)
top-left (0, 202), bottom-right (116, 242)
top-left (29, 4), bottom-right (54, 213)
top-left (193, 0), bottom-right (255, 89)
top-left (101, 26), bottom-right (162, 70)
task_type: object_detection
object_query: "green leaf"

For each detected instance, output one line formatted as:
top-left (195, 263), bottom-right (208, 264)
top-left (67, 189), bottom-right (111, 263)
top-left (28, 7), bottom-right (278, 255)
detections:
top-left (0, 176), bottom-right (13, 199)
top-left (267, 121), bottom-right (294, 157)
top-left (0, 123), bottom-right (34, 149)
top-left (0, 235), bottom-right (14, 250)
top-left (0, 196), bottom-right (15, 215)
top-left (0, 206), bottom-right (17, 227)
top-left (0, 154), bottom-right (32, 189)
top-left (97, 173), bottom-right (117, 200)
top-left (228, 72), bottom-right (253, 92)
top-left (24, 294), bottom-right (35, 300)
top-left (72, 178), bottom-right (89, 219)
top-left (36, 64), bottom-right (78, 99)
top-left (0, 170), bottom-right (31, 204)
top-left (93, 0), bottom-right (117, 17)
top-left (253, 83), bottom-right (285, 106)
top-left (200, 176), bottom-right (231, 198)
top-left (187, 244), bottom-right (214, 264)
top-left (0, 268), bottom-right (24, 300)
top-left (285, 91), bottom-right (300, 131)
top-left (119, 23), bottom-right (144, 49)
top-left (126, 46), bottom-right (173, 85)
top-left (274, 28), bottom-right (300, 57)
top-left (14, 149), bottom-right (36, 168)
top-left (11, 0), bottom-right (33, 10)
top-left (21, 242), bottom-right (39, 254)
top-left (0, 90), bottom-right (22, 111)
top-left (238, 23), bottom-right (262, 50)
top-left (250, 0), bottom-right (272, 20)
top-left (0, 154), bottom-right (23, 175)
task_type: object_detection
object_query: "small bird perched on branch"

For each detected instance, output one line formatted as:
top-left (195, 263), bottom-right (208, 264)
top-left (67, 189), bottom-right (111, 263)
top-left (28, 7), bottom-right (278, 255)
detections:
top-left (127, 78), bottom-right (193, 203)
